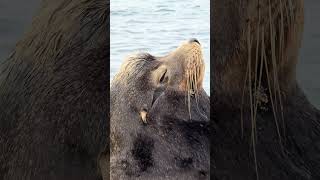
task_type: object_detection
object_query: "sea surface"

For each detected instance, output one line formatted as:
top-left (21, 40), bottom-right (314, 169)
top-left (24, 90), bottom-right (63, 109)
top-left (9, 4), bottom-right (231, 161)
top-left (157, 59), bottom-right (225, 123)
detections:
top-left (0, 0), bottom-right (319, 108)
top-left (110, 0), bottom-right (210, 93)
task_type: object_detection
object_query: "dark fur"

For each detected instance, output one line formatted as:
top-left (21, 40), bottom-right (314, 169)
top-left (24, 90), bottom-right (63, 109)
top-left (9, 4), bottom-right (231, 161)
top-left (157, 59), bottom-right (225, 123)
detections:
top-left (212, 0), bottom-right (320, 179)
top-left (0, 0), bottom-right (108, 179)
top-left (212, 87), bottom-right (320, 180)
top-left (110, 53), bottom-right (210, 179)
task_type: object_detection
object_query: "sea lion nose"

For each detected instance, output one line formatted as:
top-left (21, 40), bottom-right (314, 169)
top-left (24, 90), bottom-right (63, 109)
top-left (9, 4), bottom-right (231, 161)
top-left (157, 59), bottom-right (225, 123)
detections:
top-left (188, 38), bottom-right (200, 45)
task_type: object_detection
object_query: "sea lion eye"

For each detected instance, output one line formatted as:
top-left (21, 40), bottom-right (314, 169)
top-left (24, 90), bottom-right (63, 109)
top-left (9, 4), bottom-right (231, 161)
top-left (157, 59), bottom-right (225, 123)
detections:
top-left (159, 69), bottom-right (167, 83)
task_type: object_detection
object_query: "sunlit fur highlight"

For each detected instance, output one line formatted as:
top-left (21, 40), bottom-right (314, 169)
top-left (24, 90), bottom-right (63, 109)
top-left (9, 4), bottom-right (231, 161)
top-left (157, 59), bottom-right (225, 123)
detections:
top-left (181, 43), bottom-right (205, 118)
top-left (112, 53), bottom-right (155, 86)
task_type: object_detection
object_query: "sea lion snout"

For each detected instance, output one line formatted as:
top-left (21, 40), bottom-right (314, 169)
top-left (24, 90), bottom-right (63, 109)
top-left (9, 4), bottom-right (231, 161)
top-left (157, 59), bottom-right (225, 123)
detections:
top-left (188, 38), bottom-right (201, 45)
top-left (159, 39), bottom-right (204, 92)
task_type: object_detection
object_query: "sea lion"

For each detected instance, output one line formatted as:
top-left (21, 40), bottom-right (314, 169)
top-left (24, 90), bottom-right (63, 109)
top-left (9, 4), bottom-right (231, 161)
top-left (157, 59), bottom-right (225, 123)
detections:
top-left (110, 39), bottom-right (210, 179)
top-left (0, 0), bottom-right (108, 179)
top-left (212, 0), bottom-right (320, 179)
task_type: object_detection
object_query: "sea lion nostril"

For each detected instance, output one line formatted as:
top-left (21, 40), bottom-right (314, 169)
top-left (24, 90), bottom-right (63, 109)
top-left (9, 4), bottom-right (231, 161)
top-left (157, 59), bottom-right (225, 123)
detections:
top-left (188, 38), bottom-right (200, 45)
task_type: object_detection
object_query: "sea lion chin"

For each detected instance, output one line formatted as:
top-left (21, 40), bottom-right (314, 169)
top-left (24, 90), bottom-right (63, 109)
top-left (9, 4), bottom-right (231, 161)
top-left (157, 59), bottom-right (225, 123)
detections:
top-left (110, 39), bottom-right (210, 179)
top-left (212, 0), bottom-right (320, 179)
top-left (213, 0), bottom-right (304, 108)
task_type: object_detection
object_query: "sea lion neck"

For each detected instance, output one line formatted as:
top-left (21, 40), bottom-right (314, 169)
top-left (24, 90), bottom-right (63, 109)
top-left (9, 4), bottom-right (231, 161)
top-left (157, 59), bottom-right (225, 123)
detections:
top-left (212, 0), bottom-right (304, 110)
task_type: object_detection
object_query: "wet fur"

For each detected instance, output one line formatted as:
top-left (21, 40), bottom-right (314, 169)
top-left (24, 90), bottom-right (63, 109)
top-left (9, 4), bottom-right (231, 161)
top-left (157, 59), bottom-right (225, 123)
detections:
top-left (0, 0), bottom-right (108, 179)
top-left (212, 0), bottom-right (320, 179)
top-left (110, 53), bottom-right (210, 179)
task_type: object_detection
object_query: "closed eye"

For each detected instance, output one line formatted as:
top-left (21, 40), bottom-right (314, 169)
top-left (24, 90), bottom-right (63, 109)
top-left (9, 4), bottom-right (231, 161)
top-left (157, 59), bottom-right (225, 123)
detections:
top-left (159, 69), bottom-right (167, 83)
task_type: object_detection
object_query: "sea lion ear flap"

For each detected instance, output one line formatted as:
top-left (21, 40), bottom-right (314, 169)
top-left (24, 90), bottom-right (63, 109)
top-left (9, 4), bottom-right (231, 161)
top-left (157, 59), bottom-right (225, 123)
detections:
top-left (139, 103), bottom-right (150, 124)
top-left (138, 92), bottom-right (162, 124)
top-left (139, 90), bottom-right (166, 125)
top-left (139, 108), bottom-right (148, 124)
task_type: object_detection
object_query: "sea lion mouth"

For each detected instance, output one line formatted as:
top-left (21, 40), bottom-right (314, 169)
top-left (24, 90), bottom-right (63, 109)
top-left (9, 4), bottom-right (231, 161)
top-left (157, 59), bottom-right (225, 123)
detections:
top-left (174, 40), bottom-right (205, 114)
top-left (183, 43), bottom-right (205, 96)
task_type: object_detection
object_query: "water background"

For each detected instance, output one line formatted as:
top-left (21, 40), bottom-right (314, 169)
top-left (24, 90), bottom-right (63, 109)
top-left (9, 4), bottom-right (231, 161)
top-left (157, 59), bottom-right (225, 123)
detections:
top-left (297, 0), bottom-right (320, 108)
top-left (0, 0), bottom-right (41, 61)
top-left (0, 0), bottom-right (319, 108)
top-left (110, 0), bottom-right (210, 93)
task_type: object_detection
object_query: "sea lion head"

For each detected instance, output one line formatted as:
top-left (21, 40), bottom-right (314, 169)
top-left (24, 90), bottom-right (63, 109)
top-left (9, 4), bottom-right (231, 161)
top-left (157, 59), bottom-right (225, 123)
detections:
top-left (111, 38), bottom-right (205, 118)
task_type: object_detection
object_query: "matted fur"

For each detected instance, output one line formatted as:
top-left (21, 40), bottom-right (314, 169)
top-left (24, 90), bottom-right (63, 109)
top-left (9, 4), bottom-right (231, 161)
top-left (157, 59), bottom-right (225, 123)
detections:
top-left (0, 0), bottom-right (108, 179)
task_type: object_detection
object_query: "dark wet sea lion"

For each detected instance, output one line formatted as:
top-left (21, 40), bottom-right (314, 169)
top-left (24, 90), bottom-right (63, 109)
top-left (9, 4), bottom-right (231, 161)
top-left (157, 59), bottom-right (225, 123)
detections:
top-left (212, 0), bottom-right (320, 179)
top-left (110, 39), bottom-right (210, 179)
top-left (0, 0), bottom-right (108, 179)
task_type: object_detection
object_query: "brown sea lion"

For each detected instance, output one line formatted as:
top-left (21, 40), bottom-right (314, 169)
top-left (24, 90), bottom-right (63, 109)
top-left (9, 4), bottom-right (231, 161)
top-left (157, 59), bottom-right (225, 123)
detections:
top-left (212, 0), bottom-right (320, 179)
top-left (0, 0), bottom-right (108, 179)
top-left (110, 39), bottom-right (210, 179)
